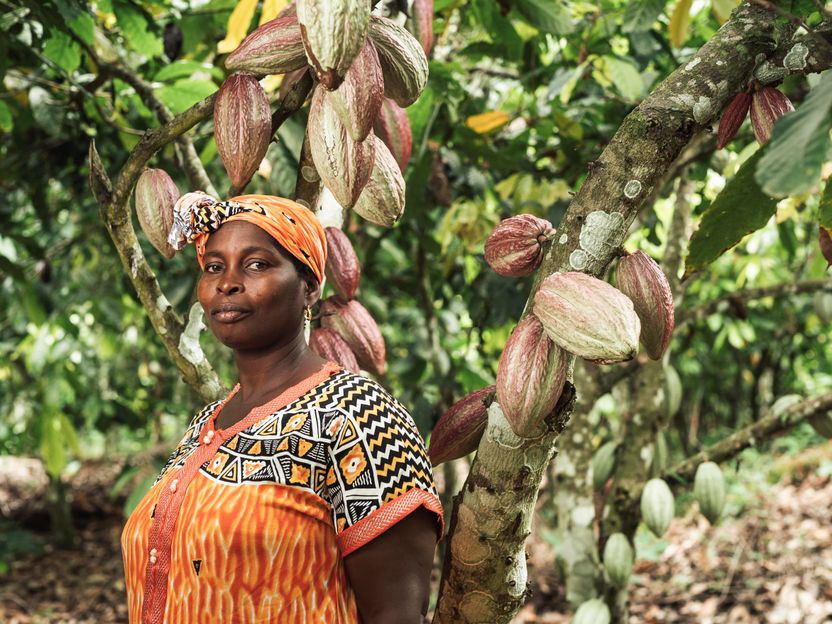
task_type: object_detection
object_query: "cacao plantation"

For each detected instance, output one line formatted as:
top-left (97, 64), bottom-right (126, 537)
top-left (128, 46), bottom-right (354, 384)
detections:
top-left (3, 1), bottom-right (832, 623)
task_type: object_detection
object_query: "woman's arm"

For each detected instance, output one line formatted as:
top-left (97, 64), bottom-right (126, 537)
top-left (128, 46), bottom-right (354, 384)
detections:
top-left (344, 507), bottom-right (438, 624)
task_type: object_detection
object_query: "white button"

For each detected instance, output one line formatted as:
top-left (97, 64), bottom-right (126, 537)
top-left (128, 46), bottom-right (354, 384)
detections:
top-left (150, 555), bottom-right (157, 564)
top-left (150, 548), bottom-right (157, 556)
top-left (169, 479), bottom-right (178, 492)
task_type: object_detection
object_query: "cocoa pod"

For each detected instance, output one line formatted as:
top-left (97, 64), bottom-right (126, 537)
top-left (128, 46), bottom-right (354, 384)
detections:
top-left (224, 15), bottom-right (307, 75)
top-left (750, 86), bottom-right (794, 144)
top-left (428, 385), bottom-right (495, 466)
top-left (484, 214), bottom-right (555, 278)
top-left (214, 73), bottom-right (272, 189)
top-left (373, 97), bottom-right (412, 172)
top-left (324, 227), bottom-right (360, 300)
top-left (369, 16), bottom-right (429, 107)
top-left (329, 38), bottom-right (384, 142)
top-left (320, 297), bottom-right (386, 376)
top-left (664, 363), bottom-right (682, 418)
top-left (771, 394), bottom-right (802, 417)
top-left (820, 228), bottom-right (832, 267)
top-left (496, 315), bottom-right (568, 437)
top-left (352, 134), bottom-right (406, 226)
top-left (717, 90), bottom-right (751, 149)
top-left (640, 478), bottom-right (674, 537)
top-left (603, 533), bottom-right (634, 589)
top-left (592, 441), bottom-right (618, 491)
top-left (309, 327), bottom-right (360, 373)
top-left (814, 291), bottom-right (832, 323)
top-left (809, 413), bottom-right (832, 438)
top-left (407, 0), bottom-right (434, 57)
top-left (534, 272), bottom-right (641, 364)
top-left (615, 250), bottom-right (674, 360)
top-left (694, 461), bottom-right (726, 525)
top-left (572, 599), bottom-right (611, 624)
top-left (135, 168), bottom-right (179, 259)
top-left (297, 0), bottom-right (369, 90)
top-left (308, 86), bottom-right (375, 208)
top-left (278, 3), bottom-right (296, 18)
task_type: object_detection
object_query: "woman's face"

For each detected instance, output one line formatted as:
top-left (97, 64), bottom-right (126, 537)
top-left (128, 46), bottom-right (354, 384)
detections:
top-left (197, 221), bottom-right (319, 351)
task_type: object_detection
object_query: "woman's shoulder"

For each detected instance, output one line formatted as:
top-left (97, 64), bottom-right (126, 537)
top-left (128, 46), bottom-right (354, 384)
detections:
top-left (317, 369), bottom-right (411, 416)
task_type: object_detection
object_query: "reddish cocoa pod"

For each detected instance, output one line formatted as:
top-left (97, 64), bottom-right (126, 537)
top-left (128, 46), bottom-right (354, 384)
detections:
top-left (214, 73), bottom-right (272, 189)
top-left (716, 91), bottom-right (751, 149)
top-left (615, 250), bottom-right (675, 360)
top-left (309, 327), bottom-right (359, 373)
top-left (369, 16), bottom-right (428, 107)
top-left (373, 98), bottom-right (412, 172)
top-left (320, 297), bottom-right (386, 375)
top-left (352, 135), bottom-right (405, 226)
top-left (329, 38), bottom-right (384, 142)
top-left (484, 214), bottom-right (556, 277)
top-left (407, 0), bottom-right (434, 57)
top-left (135, 168), bottom-right (179, 259)
top-left (224, 15), bottom-right (307, 75)
top-left (750, 86), bottom-right (794, 144)
top-left (821, 228), bottom-right (832, 268)
top-left (324, 227), bottom-right (360, 299)
top-left (429, 385), bottom-right (495, 466)
top-left (496, 315), bottom-right (568, 437)
top-left (278, 2), bottom-right (296, 18)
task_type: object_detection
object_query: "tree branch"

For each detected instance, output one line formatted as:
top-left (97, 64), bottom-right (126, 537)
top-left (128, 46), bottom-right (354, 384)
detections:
top-left (666, 390), bottom-right (832, 483)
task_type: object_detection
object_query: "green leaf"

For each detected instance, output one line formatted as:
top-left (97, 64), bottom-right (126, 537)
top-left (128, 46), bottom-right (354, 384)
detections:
top-left (156, 79), bottom-right (218, 114)
top-left (513, 0), bottom-right (574, 35)
top-left (622, 0), bottom-right (667, 33)
top-left (471, 0), bottom-right (523, 59)
top-left (819, 180), bottom-right (832, 231)
top-left (685, 149), bottom-right (778, 277)
top-left (0, 100), bottom-right (12, 132)
top-left (113, 0), bottom-right (163, 58)
top-left (755, 70), bottom-right (832, 198)
top-left (53, 0), bottom-right (95, 44)
top-left (39, 412), bottom-right (66, 478)
top-left (153, 61), bottom-right (223, 83)
top-left (601, 56), bottom-right (644, 101)
top-left (42, 30), bottom-right (81, 73)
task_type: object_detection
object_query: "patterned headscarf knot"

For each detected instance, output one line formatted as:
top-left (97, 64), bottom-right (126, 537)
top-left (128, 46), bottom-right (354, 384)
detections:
top-left (168, 191), bottom-right (327, 284)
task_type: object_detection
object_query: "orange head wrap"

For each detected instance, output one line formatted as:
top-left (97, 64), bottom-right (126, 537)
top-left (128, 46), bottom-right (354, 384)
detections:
top-left (168, 192), bottom-right (327, 284)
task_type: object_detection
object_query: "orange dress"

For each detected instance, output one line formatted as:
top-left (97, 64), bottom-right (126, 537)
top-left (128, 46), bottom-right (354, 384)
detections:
top-left (121, 363), bottom-right (443, 624)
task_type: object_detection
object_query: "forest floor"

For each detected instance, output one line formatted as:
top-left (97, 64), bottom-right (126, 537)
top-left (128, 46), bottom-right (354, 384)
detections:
top-left (0, 446), bottom-right (830, 624)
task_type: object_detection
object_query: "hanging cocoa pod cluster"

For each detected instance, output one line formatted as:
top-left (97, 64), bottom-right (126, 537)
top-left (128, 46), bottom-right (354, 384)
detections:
top-left (716, 84), bottom-right (794, 148)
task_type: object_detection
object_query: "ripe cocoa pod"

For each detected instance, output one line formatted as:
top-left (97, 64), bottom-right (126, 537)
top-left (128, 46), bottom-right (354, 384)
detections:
top-left (407, 0), bottom-right (434, 56)
top-left (603, 533), bottom-right (634, 589)
top-left (328, 38), bottom-right (384, 142)
top-left (820, 228), bottom-right (832, 268)
top-left (224, 15), bottom-right (307, 75)
top-left (484, 214), bottom-right (555, 278)
top-left (694, 461), bottom-right (726, 525)
top-left (664, 364), bottom-right (682, 419)
top-left (809, 413), bottom-right (832, 438)
top-left (214, 73), bottom-right (272, 189)
top-left (320, 297), bottom-right (386, 376)
top-left (297, 0), bottom-right (369, 90)
top-left (534, 272), bottom-right (641, 364)
top-left (813, 291), bottom-right (832, 323)
top-left (352, 134), bottom-right (406, 226)
top-left (616, 250), bottom-right (674, 360)
top-left (309, 327), bottom-right (360, 373)
top-left (716, 91), bottom-right (751, 149)
top-left (640, 478), bottom-right (674, 537)
top-left (135, 168), bottom-right (179, 259)
top-left (369, 16), bottom-right (429, 107)
top-left (572, 599), bottom-right (611, 624)
top-left (750, 86), bottom-right (794, 144)
top-left (324, 227), bottom-right (360, 300)
top-left (496, 315), bottom-right (568, 437)
top-left (373, 97), bottom-right (412, 172)
top-left (308, 86), bottom-right (375, 209)
top-left (592, 441), bottom-right (618, 491)
top-left (428, 385), bottom-right (495, 466)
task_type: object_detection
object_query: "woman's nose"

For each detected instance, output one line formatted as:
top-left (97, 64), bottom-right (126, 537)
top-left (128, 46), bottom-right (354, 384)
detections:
top-left (217, 269), bottom-right (243, 295)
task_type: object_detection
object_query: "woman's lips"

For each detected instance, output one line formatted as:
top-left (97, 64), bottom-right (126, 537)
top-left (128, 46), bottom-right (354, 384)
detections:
top-left (211, 303), bottom-right (251, 323)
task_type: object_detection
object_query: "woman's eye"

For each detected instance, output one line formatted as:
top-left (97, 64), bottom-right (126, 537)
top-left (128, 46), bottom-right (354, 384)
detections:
top-left (204, 263), bottom-right (222, 273)
top-left (248, 260), bottom-right (268, 270)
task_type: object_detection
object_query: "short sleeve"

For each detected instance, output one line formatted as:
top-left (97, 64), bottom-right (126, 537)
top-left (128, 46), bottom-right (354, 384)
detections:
top-left (322, 376), bottom-right (444, 556)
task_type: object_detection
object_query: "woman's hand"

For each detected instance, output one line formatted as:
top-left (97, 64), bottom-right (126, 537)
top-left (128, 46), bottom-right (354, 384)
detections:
top-left (344, 507), bottom-right (438, 623)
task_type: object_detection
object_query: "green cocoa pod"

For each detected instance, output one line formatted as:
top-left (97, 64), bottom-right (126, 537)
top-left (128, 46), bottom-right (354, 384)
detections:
top-left (664, 364), bottom-right (682, 419)
top-left (693, 461), bottom-right (726, 525)
top-left (814, 291), bottom-right (832, 323)
top-left (771, 394), bottom-right (802, 417)
top-left (649, 430), bottom-right (668, 478)
top-left (603, 533), bottom-right (634, 588)
top-left (591, 441), bottom-right (618, 491)
top-left (640, 478), bottom-right (674, 537)
top-left (809, 413), bottom-right (832, 438)
top-left (571, 598), bottom-right (611, 624)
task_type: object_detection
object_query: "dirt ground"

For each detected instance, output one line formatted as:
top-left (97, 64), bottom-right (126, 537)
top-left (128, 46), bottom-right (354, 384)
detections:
top-left (1, 461), bottom-right (831, 623)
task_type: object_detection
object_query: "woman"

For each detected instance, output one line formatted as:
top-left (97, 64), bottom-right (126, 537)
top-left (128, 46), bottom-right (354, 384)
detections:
top-left (121, 193), bottom-right (443, 623)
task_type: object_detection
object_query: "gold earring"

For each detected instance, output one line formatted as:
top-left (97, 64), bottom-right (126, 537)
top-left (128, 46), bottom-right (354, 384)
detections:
top-left (303, 306), bottom-right (312, 322)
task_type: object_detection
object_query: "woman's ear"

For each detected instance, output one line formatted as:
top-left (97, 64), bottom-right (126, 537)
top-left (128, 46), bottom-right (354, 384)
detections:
top-left (305, 275), bottom-right (322, 307)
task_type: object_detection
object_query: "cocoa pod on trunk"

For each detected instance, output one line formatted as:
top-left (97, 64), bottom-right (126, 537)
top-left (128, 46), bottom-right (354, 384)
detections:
top-left (750, 86), bottom-right (794, 144)
top-left (428, 385), bottom-right (495, 466)
top-left (352, 134), bottom-right (405, 227)
top-left (135, 168), bottom-right (179, 259)
top-left (308, 86), bottom-right (375, 209)
top-left (484, 214), bottom-right (555, 277)
top-left (214, 73), bottom-right (272, 190)
top-left (224, 15), bottom-right (307, 75)
top-left (496, 315), bottom-right (568, 437)
top-left (297, 0), bottom-right (369, 90)
top-left (324, 227), bottom-right (360, 300)
top-left (534, 271), bottom-right (641, 364)
top-left (369, 16), bottom-right (428, 107)
top-left (320, 297), bottom-right (386, 376)
top-left (373, 97), bottom-right (412, 172)
top-left (329, 38), bottom-right (384, 142)
top-left (407, 0), bottom-right (434, 57)
top-left (309, 327), bottom-right (360, 373)
top-left (716, 91), bottom-right (751, 149)
top-left (615, 250), bottom-right (674, 360)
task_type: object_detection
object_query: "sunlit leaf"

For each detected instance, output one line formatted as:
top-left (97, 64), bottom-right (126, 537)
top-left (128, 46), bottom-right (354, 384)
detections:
top-left (669, 0), bottom-right (693, 48)
top-left (466, 110), bottom-right (510, 134)
top-left (156, 79), bottom-right (218, 114)
top-left (513, 0), bottom-right (574, 35)
top-left (113, 0), bottom-right (163, 58)
top-left (42, 30), bottom-right (82, 74)
top-left (217, 0), bottom-right (258, 54)
top-left (601, 56), bottom-right (645, 101)
top-left (622, 0), bottom-right (667, 33)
